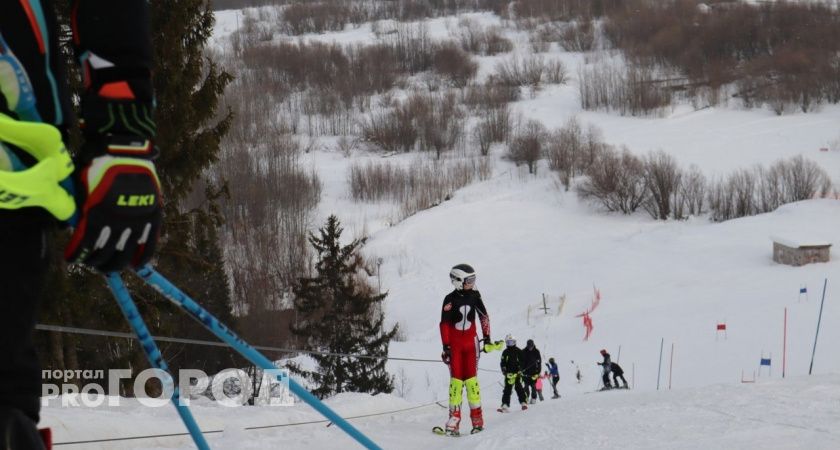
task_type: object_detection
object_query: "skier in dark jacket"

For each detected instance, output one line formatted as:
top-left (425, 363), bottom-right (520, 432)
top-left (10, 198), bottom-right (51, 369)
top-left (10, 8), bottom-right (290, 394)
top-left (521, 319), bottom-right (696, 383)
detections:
top-left (545, 357), bottom-right (560, 398)
top-left (597, 349), bottom-right (613, 389)
top-left (611, 362), bottom-right (629, 389)
top-left (1, 2), bottom-right (161, 448)
top-left (498, 334), bottom-right (528, 411)
top-left (521, 339), bottom-right (542, 403)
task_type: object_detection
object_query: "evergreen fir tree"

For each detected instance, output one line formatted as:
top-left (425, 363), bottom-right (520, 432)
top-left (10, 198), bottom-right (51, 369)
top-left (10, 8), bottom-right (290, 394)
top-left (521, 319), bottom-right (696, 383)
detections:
top-left (291, 215), bottom-right (397, 398)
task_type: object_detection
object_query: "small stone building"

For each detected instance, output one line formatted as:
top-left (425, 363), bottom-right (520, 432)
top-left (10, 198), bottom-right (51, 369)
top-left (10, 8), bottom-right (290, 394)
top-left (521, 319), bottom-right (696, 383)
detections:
top-left (771, 236), bottom-right (831, 266)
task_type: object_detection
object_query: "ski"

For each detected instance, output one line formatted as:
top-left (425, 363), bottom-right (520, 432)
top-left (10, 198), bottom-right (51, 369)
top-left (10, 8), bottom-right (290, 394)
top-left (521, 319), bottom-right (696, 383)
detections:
top-left (432, 426), bottom-right (459, 437)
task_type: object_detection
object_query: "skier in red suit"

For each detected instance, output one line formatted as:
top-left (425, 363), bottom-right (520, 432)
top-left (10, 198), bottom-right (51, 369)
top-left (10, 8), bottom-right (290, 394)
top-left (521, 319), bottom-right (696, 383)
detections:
top-left (439, 263), bottom-right (499, 435)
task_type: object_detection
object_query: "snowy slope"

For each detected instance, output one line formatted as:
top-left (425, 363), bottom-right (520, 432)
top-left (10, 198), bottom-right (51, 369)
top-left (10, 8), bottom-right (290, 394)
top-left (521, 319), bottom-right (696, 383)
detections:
top-left (38, 7), bottom-right (840, 450)
top-left (41, 375), bottom-right (840, 449)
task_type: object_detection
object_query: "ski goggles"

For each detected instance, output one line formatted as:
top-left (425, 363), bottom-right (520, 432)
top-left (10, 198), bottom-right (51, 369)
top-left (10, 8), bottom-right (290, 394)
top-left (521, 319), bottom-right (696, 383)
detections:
top-left (463, 275), bottom-right (476, 286)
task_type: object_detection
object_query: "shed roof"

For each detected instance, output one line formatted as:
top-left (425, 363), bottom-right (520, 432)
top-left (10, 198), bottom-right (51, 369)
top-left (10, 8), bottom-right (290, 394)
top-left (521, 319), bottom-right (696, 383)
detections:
top-left (771, 235), bottom-right (832, 249)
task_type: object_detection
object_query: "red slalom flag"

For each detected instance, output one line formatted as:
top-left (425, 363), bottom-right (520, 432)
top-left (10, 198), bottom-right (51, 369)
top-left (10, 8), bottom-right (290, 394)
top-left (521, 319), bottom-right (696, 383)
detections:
top-left (716, 323), bottom-right (726, 331)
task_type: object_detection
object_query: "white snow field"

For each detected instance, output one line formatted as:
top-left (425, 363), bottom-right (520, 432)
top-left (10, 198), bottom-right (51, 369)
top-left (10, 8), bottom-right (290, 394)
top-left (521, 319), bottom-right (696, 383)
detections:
top-left (40, 6), bottom-right (840, 450)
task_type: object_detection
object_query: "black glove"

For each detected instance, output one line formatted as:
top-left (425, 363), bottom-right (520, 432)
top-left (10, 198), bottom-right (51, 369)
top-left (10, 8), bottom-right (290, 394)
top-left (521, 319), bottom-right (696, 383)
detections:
top-left (65, 67), bottom-right (162, 272)
top-left (441, 345), bottom-right (451, 365)
top-left (65, 135), bottom-right (162, 272)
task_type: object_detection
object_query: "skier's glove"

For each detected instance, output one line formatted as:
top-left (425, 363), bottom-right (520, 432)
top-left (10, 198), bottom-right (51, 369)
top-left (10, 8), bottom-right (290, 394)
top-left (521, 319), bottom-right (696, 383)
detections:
top-left (532, 374), bottom-right (539, 381)
top-left (79, 68), bottom-right (155, 140)
top-left (441, 345), bottom-right (451, 365)
top-left (65, 135), bottom-right (161, 272)
top-left (505, 373), bottom-right (517, 385)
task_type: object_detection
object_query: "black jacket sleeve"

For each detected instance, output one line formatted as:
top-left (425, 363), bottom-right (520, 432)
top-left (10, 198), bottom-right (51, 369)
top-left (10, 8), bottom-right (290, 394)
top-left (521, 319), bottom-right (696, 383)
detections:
top-left (72, 1), bottom-right (153, 96)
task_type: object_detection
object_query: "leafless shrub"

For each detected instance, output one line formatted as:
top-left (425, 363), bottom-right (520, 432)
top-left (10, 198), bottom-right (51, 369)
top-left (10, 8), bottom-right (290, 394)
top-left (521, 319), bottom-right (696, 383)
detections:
top-left (386, 22), bottom-right (436, 74)
top-left (348, 155), bottom-right (493, 220)
top-left (604, 0), bottom-right (840, 113)
top-left (576, 146), bottom-right (649, 214)
top-left (495, 55), bottom-right (567, 90)
top-left (707, 155), bottom-right (833, 221)
top-left (398, 156), bottom-right (493, 219)
top-left (337, 135), bottom-right (359, 156)
top-left (509, 120), bottom-right (546, 175)
top-left (412, 91), bottom-right (466, 158)
top-left (473, 104), bottom-right (511, 155)
top-left (560, 19), bottom-right (596, 52)
top-left (678, 165), bottom-right (706, 216)
top-left (456, 18), bottom-right (514, 55)
top-left (349, 160), bottom-right (408, 202)
top-left (280, 2), bottom-right (352, 35)
top-left (578, 58), bottom-right (672, 116)
top-left (546, 118), bottom-right (606, 190)
top-left (642, 151), bottom-right (683, 220)
top-left (512, 0), bottom-right (609, 22)
top-left (360, 102), bottom-right (417, 152)
top-left (360, 91), bottom-right (465, 157)
top-left (432, 43), bottom-right (479, 88)
top-left (463, 82), bottom-right (520, 111)
top-left (546, 117), bottom-right (581, 190)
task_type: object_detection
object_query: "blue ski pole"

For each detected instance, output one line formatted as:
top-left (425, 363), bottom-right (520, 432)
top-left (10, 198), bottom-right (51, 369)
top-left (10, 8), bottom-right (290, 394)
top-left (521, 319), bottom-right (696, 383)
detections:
top-left (134, 265), bottom-right (382, 450)
top-left (106, 273), bottom-right (210, 450)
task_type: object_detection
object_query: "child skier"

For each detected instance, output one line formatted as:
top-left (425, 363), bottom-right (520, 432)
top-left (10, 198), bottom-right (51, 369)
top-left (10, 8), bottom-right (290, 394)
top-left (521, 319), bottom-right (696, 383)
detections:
top-left (546, 357), bottom-right (560, 398)
top-left (597, 349), bottom-right (613, 390)
top-left (498, 334), bottom-right (528, 412)
top-left (534, 373), bottom-right (544, 401)
top-left (439, 264), bottom-right (496, 436)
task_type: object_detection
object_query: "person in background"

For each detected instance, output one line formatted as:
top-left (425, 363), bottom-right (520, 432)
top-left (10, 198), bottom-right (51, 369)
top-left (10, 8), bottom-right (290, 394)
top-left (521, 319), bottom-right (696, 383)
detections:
top-left (597, 349), bottom-right (613, 389)
top-left (545, 357), bottom-right (560, 398)
top-left (611, 361), bottom-right (629, 389)
top-left (498, 334), bottom-right (528, 412)
top-left (521, 339), bottom-right (542, 403)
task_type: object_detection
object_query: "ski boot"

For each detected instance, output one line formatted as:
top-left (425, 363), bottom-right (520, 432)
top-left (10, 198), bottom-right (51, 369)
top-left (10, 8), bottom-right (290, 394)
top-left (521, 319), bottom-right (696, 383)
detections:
top-left (497, 404), bottom-right (509, 413)
top-left (469, 407), bottom-right (484, 430)
top-left (520, 402), bottom-right (528, 411)
top-left (444, 406), bottom-right (461, 436)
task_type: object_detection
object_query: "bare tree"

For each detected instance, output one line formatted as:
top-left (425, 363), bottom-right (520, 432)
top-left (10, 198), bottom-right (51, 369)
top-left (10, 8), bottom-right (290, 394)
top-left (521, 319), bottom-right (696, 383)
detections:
top-left (577, 146), bottom-right (649, 214)
top-left (509, 120), bottom-right (546, 174)
top-left (643, 151), bottom-right (682, 220)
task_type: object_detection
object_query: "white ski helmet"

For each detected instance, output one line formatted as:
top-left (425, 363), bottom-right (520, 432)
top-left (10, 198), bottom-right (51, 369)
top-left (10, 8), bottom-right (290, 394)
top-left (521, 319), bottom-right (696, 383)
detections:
top-left (449, 264), bottom-right (476, 290)
top-left (505, 334), bottom-right (516, 347)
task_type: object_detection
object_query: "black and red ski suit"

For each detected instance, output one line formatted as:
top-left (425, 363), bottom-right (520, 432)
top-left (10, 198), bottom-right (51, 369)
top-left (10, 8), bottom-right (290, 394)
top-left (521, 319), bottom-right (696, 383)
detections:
top-left (439, 288), bottom-right (490, 430)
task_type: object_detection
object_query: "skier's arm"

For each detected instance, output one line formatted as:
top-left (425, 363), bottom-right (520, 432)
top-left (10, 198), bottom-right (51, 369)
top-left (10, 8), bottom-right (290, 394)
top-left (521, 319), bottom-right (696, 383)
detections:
top-left (475, 294), bottom-right (490, 340)
top-left (65, 0), bottom-right (161, 272)
top-left (439, 298), bottom-right (452, 347)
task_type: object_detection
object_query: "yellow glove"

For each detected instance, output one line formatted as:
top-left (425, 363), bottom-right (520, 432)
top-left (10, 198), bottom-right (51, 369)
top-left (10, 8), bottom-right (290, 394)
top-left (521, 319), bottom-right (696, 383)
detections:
top-left (505, 373), bottom-right (517, 385)
top-left (483, 340), bottom-right (504, 353)
top-left (0, 113), bottom-right (75, 220)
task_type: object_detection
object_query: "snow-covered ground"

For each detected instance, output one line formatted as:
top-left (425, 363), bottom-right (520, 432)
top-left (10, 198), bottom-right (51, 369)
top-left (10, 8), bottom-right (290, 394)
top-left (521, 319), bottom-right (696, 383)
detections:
top-left (39, 7), bottom-right (840, 449)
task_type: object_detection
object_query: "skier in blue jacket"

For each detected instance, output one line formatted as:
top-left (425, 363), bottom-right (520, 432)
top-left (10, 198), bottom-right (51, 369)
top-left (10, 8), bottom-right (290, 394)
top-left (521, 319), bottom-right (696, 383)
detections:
top-left (545, 357), bottom-right (560, 398)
